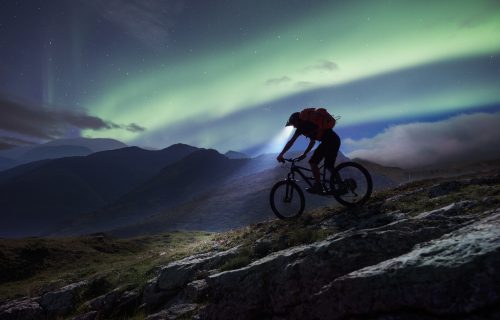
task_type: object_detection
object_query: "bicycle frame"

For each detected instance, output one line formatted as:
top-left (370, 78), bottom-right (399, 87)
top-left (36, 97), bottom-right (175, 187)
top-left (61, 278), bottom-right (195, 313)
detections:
top-left (285, 160), bottom-right (331, 190)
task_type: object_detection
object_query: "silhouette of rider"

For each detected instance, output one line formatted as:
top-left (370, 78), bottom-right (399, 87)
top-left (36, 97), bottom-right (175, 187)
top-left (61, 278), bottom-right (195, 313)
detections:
top-left (277, 111), bottom-right (340, 194)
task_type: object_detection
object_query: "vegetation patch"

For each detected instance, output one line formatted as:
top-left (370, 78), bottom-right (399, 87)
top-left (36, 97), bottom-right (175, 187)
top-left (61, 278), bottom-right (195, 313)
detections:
top-left (0, 231), bottom-right (214, 300)
top-left (220, 247), bottom-right (253, 271)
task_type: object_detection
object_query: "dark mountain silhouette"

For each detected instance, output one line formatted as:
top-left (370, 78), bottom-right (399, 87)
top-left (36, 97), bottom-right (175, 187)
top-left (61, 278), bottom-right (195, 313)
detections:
top-left (63, 152), bottom-right (400, 237)
top-left (0, 138), bottom-right (128, 171)
top-left (1, 140), bottom-right (411, 238)
top-left (0, 156), bottom-right (18, 172)
top-left (18, 145), bottom-right (93, 163)
top-left (224, 150), bottom-right (249, 159)
top-left (58, 149), bottom-right (251, 235)
top-left (121, 149), bottom-right (248, 207)
top-left (0, 159), bottom-right (53, 185)
top-left (106, 166), bottom-right (288, 236)
top-left (0, 143), bottom-right (199, 237)
top-left (42, 138), bottom-right (127, 152)
top-left (0, 146), bottom-right (34, 161)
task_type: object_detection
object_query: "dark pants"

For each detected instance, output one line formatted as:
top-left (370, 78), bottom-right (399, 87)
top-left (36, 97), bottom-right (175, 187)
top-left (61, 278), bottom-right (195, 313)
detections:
top-left (309, 130), bottom-right (340, 170)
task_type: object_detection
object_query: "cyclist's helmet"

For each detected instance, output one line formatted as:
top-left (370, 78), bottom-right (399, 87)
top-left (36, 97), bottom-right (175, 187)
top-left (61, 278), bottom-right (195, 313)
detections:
top-left (285, 112), bottom-right (300, 127)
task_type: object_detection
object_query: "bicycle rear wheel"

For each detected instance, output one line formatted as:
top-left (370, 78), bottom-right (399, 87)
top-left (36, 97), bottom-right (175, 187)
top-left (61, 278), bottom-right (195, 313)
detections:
top-left (270, 180), bottom-right (305, 220)
top-left (330, 162), bottom-right (372, 207)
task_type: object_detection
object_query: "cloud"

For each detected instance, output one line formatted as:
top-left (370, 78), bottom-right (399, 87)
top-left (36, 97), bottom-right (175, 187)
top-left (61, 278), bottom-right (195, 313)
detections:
top-left (124, 123), bottom-right (146, 132)
top-left (264, 60), bottom-right (337, 88)
top-left (0, 95), bottom-right (145, 147)
top-left (345, 112), bottom-right (500, 168)
top-left (265, 76), bottom-right (292, 86)
top-left (304, 59), bottom-right (339, 72)
top-left (84, 0), bottom-right (185, 47)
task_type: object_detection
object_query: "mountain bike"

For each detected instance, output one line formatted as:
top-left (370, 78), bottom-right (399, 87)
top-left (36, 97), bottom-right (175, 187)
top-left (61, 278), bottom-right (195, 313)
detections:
top-left (270, 158), bottom-right (373, 220)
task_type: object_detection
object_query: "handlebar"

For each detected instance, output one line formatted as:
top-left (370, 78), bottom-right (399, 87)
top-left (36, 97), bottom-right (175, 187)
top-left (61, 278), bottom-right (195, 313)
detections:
top-left (277, 156), bottom-right (304, 164)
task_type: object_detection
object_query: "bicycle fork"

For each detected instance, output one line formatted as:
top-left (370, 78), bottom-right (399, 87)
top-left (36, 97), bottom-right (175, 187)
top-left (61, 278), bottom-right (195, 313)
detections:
top-left (283, 180), bottom-right (294, 203)
top-left (284, 172), bottom-right (296, 203)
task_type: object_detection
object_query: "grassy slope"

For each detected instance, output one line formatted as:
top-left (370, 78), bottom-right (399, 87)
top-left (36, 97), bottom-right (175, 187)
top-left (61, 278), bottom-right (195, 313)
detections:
top-left (0, 232), bottom-right (213, 300)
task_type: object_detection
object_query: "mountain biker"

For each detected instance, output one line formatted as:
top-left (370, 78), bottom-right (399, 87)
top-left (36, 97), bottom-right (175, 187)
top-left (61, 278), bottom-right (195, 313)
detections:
top-left (276, 109), bottom-right (341, 194)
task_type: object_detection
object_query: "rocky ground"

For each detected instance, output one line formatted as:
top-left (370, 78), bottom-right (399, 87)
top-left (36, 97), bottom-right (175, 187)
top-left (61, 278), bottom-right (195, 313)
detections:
top-left (1, 171), bottom-right (499, 319)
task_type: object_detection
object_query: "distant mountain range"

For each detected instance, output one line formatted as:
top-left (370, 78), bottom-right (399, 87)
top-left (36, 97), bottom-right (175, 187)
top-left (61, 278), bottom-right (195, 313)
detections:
top-left (224, 150), bottom-right (249, 159)
top-left (0, 143), bottom-right (198, 237)
top-left (0, 156), bottom-right (18, 172)
top-left (0, 138), bottom-right (127, 171)
top-left (49, 149), bottom-right (400, 238)
top-left (3, 139), bottom-right (484, 238)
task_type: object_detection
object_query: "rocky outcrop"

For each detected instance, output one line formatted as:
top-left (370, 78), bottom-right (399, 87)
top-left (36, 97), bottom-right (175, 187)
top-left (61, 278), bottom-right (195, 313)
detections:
top-left (0, 281), bottom-right (89, 320)
top-left (142, 245), bottom-right (240, 311)
top-left (0, 298), bottom-right (44, 320)
top-left (39, 280), bottom-right (88, 316)
top-left (77, 287), bottom-right (139, 318)
top-left (146, 303), bottom-right (198, 320)
top-left (157, 245), bottom-right (241, 292)
top-left (200, 203), bottom-right (500, 319)
top-left (306, 211), bottom-right (500, 319)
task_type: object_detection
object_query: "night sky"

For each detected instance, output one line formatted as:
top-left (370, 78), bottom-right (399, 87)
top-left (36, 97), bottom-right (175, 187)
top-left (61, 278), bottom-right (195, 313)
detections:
top-left (1, 0), bottom-right (500, 167)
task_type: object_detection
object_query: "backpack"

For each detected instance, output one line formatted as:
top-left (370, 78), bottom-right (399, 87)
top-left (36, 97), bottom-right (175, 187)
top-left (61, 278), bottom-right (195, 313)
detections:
top-left (299, 108), bottom-right (336, 130)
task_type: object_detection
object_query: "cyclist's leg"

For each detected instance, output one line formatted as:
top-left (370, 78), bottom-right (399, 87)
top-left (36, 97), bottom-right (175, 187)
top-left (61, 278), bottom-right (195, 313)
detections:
top-left (324, 133), bottom-right (341, 191)
top-left (309, 142), bottom-right (326, 182)
top-left (324, 132), bottom-right (341, 172)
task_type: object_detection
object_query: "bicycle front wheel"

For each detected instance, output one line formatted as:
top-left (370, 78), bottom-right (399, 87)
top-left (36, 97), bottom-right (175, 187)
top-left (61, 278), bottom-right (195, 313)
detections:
top-left (330, 162), bottom-right (373, 207)
top-left (270, 180), bottom-right (305, 220)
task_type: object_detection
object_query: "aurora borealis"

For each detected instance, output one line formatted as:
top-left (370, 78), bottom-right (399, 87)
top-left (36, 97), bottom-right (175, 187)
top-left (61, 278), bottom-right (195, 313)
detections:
top-left (1, 0), bottom-right (500, 166)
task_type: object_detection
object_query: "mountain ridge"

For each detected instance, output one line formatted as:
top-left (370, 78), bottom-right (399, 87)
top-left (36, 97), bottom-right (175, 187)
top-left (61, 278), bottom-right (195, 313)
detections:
top-left (0, 143), bottom-right (200, 237)
top-left (0, 138), bottom-right (129, 171)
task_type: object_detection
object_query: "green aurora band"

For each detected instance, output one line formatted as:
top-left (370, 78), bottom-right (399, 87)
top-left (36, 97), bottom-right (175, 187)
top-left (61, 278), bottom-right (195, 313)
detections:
top-left (83, 0), bottom-right (500, 148)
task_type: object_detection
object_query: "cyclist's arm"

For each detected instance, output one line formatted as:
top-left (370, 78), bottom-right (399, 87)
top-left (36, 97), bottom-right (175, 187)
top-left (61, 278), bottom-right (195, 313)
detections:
top-left (278, 130), bottom-right (300, 157)
top-left (301, 138), bottom-right (316, 157)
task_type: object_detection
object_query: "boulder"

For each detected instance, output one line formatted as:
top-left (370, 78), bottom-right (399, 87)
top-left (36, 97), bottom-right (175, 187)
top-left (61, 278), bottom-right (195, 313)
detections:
top-left (156, 246), bottom-right (241, 292)
top-left (183, 279), bottom-right (209, 302)
top-left (305, 211), bottom-right (500, 319)
top-left (0, 298), bottom-right (44, 320)
top-left (39, 280), bottom-right (88, 316)
top-left (143, 246), bottom-right (240, 310)
top-left (85, 288), bottom-right (122, 315)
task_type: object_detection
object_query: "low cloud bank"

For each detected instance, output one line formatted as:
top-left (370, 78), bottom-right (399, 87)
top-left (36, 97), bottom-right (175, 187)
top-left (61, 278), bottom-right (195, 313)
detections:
top-left (0, 95), bottom-right (145, 149)
top-left (346, 111), bottom-right (500, 168)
